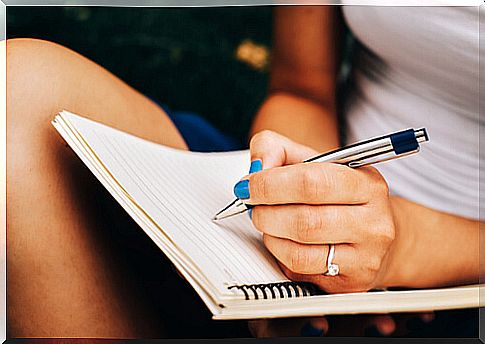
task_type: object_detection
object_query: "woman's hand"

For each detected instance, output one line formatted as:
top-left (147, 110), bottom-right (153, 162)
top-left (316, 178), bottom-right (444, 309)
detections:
top-left (236, 130), bottom-right (396, 292)
top-left (248, 312), bottom-right (435, 337)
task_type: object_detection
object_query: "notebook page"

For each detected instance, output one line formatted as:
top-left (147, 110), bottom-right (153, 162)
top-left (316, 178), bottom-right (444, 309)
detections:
top-left (53, 115), bottom-right (225, 313)
top-left (63, 112), bottom-right (289, 297)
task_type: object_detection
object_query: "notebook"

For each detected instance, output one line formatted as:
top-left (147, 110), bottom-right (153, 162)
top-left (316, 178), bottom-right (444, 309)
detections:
top-left (52, 110), bottom-right (483, 320)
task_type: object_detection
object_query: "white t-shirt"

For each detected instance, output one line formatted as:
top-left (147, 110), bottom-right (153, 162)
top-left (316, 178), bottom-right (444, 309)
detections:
top-left (342, 6), bottom-right (482, 220)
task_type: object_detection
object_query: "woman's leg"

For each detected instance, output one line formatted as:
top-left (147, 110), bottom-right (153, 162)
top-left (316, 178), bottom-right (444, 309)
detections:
top-left (6, 38), bottom-right (187, 338)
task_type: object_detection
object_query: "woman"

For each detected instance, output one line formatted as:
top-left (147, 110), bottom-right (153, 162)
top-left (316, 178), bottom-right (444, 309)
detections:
top-left (6, 5), bottom-right (481, 338)
top-left (246, 5), bottom-right (481, 336)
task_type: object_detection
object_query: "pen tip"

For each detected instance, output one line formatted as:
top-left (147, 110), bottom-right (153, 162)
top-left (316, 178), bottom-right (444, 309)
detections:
top-left (211, 216), bottom-right (219, 222)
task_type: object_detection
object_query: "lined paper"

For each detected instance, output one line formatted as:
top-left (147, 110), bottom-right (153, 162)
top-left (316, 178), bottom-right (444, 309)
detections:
top-left (52, 111), bottom-right (483, 318)
top-left (62, 112), bottom-right (289, 297)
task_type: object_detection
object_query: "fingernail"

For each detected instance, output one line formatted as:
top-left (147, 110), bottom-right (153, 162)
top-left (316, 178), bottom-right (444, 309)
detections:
top-left (249, 159), bottom-right (263, 174)
top-left (248, 208), bottom-right (253, 220)
top-left (301, 323), bottom-right (325, 337)
top-left (234, 180), bottom-right (250, 199)
top-left (364, 326), bottom-right (383, 337)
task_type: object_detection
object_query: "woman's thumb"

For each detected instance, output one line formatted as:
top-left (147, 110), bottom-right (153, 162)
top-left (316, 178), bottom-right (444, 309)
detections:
top-left (249, 130), bottom-right (318, 170)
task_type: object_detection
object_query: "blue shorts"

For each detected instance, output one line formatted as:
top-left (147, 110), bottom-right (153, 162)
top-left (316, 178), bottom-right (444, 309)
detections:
top-left (161, 104), bottom-right (243, 152)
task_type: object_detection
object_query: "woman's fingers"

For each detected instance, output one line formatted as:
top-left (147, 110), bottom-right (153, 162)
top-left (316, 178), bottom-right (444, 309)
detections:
top-left (252, 204), bottom-right (366, 244)
top-left (263, 234), bottom-right (355, 275)
top-left (366, 315), bottom-right (396, 336)
top-left (278, 263), bottom-right (351, 293)
top-left (237, 163), bottom-right (381, 205)
top-left (419, 312), bottom-right (435, 323)
top-left (248, 317), bottom-right (324, 337)
top-left (303, 317), bottom-right (329, 336)
top-left (244, 131), bottom-right (395, 296)
top-left (249, 130), bottom-right (318, 169)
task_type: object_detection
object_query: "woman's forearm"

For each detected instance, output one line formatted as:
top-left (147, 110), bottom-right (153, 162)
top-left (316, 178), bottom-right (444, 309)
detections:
top-left (250, 92), bottom-right (340, 152)
top-left (251, 94), bottom-right (481, 289)
top-left (252, 6), bottom-right (342, 152)
top-left (381, 196), bottom-right (481, 289)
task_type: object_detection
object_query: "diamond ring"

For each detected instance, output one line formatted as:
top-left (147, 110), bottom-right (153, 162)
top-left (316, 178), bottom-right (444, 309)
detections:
top-left (323, 244), bottom-right (339, 276)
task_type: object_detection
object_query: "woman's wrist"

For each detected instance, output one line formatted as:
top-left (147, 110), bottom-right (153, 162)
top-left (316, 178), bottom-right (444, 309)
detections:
top-left (378, 196), bottom-right (480, 289)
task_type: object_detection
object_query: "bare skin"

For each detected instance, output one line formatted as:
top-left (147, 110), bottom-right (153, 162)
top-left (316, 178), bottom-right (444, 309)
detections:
top-left (253, 5), bottom-right (481, 292)
top-left (6, 38), bottom-right (187, 338)
top-left (250, 6), bottom-right (341, 151)
top-left (248, 6), bottom-right (482, 337)
top-left (5, 7), bottom-right (481, 338)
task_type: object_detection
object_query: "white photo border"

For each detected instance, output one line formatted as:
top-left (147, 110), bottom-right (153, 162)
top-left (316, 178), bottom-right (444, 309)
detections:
top-left (0, 1), bottom-right (482, 343)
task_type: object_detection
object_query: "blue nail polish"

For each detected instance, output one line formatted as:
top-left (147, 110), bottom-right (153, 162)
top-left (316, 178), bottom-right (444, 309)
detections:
top-left (249, 160), bottom-right (262, 174)
top-left (234, 180), bottom-right (250, 199)
top-left (301, 323), bottom-right (324, 337)
top-left (248, 208), bottom-right (253, 220)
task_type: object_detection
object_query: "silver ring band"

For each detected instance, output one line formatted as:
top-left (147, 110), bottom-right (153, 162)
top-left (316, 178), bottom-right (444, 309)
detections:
top-left (324, 244), bottom-right (339, 276)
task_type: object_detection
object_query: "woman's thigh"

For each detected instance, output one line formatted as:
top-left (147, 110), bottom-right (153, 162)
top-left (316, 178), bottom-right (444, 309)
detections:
top-left (6, 38), bottom-right (187, 338)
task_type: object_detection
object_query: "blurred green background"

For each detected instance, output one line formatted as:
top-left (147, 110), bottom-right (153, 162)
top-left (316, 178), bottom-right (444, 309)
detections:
top-left (7, 6), bottom-right (273, 146)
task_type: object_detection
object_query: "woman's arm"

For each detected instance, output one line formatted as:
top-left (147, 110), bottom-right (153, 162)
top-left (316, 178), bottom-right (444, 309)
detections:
top-left (384, 197), bottom-right (481, 288)
top-left (250, 6), bottom-right (342, 152)
top-left (243, 131), bottom-right (482, 292)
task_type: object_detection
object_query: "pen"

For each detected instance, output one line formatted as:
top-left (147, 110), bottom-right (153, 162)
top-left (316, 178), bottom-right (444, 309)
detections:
top-left (212, 128), bottom-right (429, 221)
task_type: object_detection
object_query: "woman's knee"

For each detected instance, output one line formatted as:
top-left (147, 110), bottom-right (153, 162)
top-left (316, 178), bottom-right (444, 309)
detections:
top-left (6, 37), bottom-right (187, 148)
top-left (7, 38), bottom-right (77, 92)
top-left (6, 39), bottom-right (73, 163)
top-left (6, 38), bottom-right (84, 126)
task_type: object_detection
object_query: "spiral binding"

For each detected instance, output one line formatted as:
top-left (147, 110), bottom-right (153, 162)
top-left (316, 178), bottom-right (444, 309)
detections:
top-left (227, 281), bottom-right (320, 300)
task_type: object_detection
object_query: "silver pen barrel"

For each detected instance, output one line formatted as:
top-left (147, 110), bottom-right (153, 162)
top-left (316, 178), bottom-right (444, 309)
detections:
top-left (213, 128), bottom-right (429, 221)
top-left (305, 128), bottom-right (428, 166)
